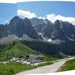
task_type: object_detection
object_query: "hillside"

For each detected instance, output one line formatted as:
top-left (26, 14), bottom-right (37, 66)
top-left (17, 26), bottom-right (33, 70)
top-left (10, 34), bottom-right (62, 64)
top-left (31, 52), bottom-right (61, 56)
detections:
top-left (0, 16), bottom-right (75, 56)
top-left (22, 40), bottom-right (75, 56)
top-left (58, 58), bottom-right (75, 71)
top-left (0, 41), bottom-right (38, 61)
top-left (0, 40), bottom-right (61, 61)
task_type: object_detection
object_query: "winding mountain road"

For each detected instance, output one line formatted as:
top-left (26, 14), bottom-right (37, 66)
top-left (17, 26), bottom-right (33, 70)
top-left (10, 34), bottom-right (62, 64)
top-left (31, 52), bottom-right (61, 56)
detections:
top-left (16, 57), bottom-right (75, 75)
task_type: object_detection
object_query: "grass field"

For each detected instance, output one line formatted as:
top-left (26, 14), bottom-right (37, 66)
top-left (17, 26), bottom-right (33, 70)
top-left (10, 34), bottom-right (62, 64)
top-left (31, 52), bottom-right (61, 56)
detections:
top-left (0, 42), bottom-right (38, 61)
top-left (0, 61), bottom-right (52, 75)
top-left (0, 41), bottom-right (59, 75)
top-left (0, 41), bottom-right (59, 61)
top-left (58, 58), bottom-right (75, 71)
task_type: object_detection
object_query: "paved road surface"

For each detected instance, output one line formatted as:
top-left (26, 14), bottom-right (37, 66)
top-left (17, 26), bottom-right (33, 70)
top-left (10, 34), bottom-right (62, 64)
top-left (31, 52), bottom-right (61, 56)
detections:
top-left (16, 57), bottom-right (75, 75)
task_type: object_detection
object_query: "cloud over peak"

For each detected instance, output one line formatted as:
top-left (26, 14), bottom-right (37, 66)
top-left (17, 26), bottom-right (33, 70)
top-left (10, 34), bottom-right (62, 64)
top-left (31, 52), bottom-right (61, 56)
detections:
top-left (17, 9), bottom-right (75, 25)
top-left (17, 10), bottom-right (37, 19)
top-left (46, 14), bottom-right (75, 25)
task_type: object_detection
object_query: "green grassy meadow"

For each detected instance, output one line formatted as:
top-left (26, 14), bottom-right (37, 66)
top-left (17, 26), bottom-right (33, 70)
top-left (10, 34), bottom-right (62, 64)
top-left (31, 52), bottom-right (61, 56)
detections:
top-left (0, 41), bottom-right (59, 75)
top-left (0, 41), bottom-right (38, 61)
top-left (0, 61), bottom-right (53, 75)
top-left (58, 58), bottom-right (75, 71)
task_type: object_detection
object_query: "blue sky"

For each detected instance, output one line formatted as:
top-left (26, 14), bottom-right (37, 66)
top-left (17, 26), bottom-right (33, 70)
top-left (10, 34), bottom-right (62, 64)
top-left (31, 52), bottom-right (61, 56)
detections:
top-left (0, 1), bottom-right (75, 24)
top-left (0, 3), bottom-right (17, 24)
top-left (17, 1), bottom-right (75, 17)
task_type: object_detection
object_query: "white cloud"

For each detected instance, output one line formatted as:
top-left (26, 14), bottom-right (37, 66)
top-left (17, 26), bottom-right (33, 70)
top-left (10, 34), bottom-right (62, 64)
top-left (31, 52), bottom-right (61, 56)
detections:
top-left (5, 20), bottom-right (9, 23)
top-left (17, 9), bottom-right (75, 25)
top-left (0, 0), bottom-right (75, 3)
top-left (38, 16), bottom-right (45, 20)
top-left (46, 14), bottom-right (75, 25)
top-left (17, 10), bottom-right (37, 19)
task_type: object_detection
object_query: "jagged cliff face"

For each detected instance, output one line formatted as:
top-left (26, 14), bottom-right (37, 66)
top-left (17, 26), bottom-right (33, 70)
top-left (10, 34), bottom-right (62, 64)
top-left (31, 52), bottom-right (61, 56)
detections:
top-left (30, 18), bottom-right (75, 41)
top-left (0, 24), bottom-right (9, 38)
top-left (0, 16), bottom-right (41, 41)
top-left (0, 16), bottom-right (75, 43)
top-left (9, 16), bottom-right (41, 39)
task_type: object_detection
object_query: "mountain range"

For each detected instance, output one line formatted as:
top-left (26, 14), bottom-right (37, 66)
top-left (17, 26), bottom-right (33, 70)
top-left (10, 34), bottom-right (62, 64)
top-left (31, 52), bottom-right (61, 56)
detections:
top-left (30, 18), bottom-right (75, 42)
top-left (1, 16), bottom-right (75, 56)
top-left (0, 16), bottom-right (75, 44)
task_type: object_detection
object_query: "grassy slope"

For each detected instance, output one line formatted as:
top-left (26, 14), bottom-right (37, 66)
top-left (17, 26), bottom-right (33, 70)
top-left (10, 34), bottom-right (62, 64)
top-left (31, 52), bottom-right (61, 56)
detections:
top-left (0, 41), bottom-right (59, 61)
top-left (0, 42), bottom-right (38, 61)
top-left (0, 41), bottom-right (59, 75)
top-left (58, 58), bottom-right (75, 71)
top-left (0, 61), bottom-right (53, 75)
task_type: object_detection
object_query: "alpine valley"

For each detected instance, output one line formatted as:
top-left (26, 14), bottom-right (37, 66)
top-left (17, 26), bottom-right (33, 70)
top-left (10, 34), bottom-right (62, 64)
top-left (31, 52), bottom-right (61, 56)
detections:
top-left (0, 16), bottom-right (75, 58)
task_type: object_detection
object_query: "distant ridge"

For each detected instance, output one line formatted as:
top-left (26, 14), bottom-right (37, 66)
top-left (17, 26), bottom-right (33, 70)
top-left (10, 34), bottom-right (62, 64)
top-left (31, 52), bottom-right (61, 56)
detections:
top-left (0, 16), bottom-right (75, 44)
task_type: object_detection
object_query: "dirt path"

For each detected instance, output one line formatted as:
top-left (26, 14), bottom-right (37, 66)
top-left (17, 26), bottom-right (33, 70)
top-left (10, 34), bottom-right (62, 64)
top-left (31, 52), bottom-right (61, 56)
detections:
top-left (16, 57), bottom-right (75, 75)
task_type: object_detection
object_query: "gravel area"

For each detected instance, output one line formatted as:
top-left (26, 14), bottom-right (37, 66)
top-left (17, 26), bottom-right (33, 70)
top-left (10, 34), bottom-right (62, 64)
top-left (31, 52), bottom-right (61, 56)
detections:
top-left (16, 57), bottom-right (75, 75)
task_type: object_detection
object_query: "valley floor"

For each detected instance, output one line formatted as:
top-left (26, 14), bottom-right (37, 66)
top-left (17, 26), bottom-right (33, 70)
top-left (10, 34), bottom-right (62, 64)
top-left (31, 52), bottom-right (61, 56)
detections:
top-left (16, 57), bottom-right (75, 75)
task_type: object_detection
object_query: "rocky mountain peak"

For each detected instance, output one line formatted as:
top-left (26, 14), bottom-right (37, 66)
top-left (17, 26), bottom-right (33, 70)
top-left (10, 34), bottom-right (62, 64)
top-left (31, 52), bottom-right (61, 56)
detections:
top-left (0, 16), bottom-right (75, 42)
